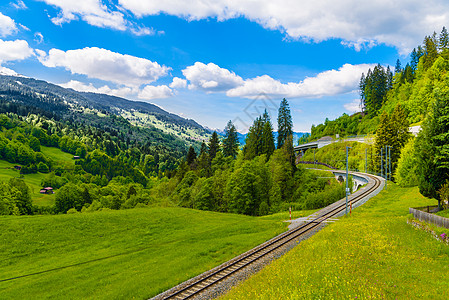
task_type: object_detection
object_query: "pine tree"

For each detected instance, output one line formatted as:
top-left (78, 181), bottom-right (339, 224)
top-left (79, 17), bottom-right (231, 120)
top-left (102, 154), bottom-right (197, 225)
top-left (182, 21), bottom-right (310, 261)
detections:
top-left (208, 131), bottom-right (220, 160)
top-left (186, 146), bottom-right (197, 166)
top-left (200, 142), bottom-right (207, 155)
top-left (423, 35), bottom-right (438, 70)
top-left (261, 110), bottom-right (275, 159)
top-left (395, 59), bottom-right (402, 74)
top-left (277, 98), bottom-right (293, 149)
top-left (416, 87), bottom-right (449, 206)
top-left (244, 116), bottom-right (264, 160)
top-left (222, 120), bottom-right (239, 158)
top-left (374, 105), bottom-right (410, 176)
top-left (439, 26), bottom-right (449, 50)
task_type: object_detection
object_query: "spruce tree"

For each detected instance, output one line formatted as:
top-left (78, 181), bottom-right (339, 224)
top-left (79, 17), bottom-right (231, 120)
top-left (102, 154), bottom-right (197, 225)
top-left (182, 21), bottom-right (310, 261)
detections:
top-left (186, 146), bottom-right (197, 166)
top-left (277, 98), bottom-right (293, 149)
top-left (200, 142), bottom-right (207, 155)
top-left (416, 87), bottom-right (449, 206)
top-left (261, 110), bottom-right (275, 159)
top-left (244, 117), bottom-right (263, 160)
top-left (439, 26), bottom-right (449, 50)
top-left (208, 131), bottom-right (220, 160)
top-left (395, 59), bottom-right (402, 74)
top-left (222, 120), bottom-right (239, 158)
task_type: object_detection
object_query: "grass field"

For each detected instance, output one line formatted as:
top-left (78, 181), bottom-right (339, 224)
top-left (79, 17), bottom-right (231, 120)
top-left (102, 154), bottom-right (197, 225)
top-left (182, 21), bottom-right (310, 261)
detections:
top-left (0, 146), bottom-right (73, 207)
top-left (0, 159), bottom-right (55, 207)
top-left (0, 207), bottom-right (290, 299)
top-left (41, 146), bottom-right (75, 166)
top-left (222, 184), bottom-right (449, 299)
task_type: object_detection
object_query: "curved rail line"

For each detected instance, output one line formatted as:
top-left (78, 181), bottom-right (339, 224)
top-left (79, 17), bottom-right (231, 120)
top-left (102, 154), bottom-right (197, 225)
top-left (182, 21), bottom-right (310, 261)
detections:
top-left (159, 172), bottom-right (382, 300)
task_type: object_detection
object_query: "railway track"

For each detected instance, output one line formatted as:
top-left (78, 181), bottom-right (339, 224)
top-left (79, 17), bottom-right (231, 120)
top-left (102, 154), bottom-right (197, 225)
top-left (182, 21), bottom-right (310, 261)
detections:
top-left (158, 172), bottom-right (383, 300)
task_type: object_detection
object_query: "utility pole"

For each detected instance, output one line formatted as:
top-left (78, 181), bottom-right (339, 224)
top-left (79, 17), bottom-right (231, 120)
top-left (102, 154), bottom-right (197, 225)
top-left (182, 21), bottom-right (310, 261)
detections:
top-left (346, 146), bottom-right (352, 215)
top-left (365, 148), bottom-right (367, 173)
top-left (313, 148), bottom-right (316, 168)
top-left (381, 147), bottom-right (383, 178)
top-left (388, 146), bottom-right (393, 180)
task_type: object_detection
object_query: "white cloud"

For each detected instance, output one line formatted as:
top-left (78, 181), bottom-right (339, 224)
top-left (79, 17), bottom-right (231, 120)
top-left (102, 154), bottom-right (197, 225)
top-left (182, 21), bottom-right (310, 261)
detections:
top-left (344, 99), bottom-right (362, 114)
top-left (170, 77), bottom-right (187, 89)
top-left (12, 0), bottom-right (27, 10)
top-left (180, 62), bottom-right (373, 99)
top-left (41, 0), bottom-right (127, 30)
top-left (0, 12), bottom-right (18, 37)
top-left (0, 39), bottom-right (34, 63)
top-left (138, 85), bottom-right (173, 100)
top-left (34, 32), bottom-right (44, 44)
top-left (59, 80), bottom-right (135, 98)
top-left (119, 0), bottom-right (449, 54)
top-left (182, 62), bottom-right (244, 92)
top-left (36, 47), bottom-right (170, 87)
top-left (40, 0), bottom-right (155, 36)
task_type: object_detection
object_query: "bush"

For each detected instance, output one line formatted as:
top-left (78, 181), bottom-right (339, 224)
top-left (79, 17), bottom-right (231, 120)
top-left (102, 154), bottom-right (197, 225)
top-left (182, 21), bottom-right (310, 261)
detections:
top-left (395, 138), bottom-right (418, 187)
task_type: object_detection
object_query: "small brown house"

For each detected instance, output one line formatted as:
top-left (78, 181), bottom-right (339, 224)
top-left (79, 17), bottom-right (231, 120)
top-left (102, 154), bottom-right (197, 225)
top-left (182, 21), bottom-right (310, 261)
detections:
top-left (40, 187), bottom-right (54, 194)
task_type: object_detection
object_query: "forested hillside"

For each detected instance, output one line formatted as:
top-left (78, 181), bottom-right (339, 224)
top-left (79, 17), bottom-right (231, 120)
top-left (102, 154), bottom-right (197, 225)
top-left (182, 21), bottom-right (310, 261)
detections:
top-left (303, 27), bottom-right (449, 208)
top-left (0, 75), bottom-right (209, 146)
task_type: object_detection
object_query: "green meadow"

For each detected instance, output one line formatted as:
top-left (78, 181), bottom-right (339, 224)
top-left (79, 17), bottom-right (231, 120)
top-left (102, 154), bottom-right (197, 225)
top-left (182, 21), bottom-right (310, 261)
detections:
top-left (0, 207), bottom-right (286, 299)
top-left (222, 184), bottom-right (449, 299)
top-left (0, 146), bottom-right (74, 207)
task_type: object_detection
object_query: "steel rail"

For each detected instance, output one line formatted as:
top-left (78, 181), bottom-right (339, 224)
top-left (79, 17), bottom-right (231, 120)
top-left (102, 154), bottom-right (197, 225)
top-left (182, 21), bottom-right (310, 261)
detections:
top-left (161, 173), bottom-right (382, 300)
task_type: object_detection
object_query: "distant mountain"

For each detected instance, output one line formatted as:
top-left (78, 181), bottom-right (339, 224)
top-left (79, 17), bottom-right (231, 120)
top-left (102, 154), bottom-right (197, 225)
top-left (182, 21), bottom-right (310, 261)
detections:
top-left (0, 75), bottom-right (210, 146)
top-left (237, 132), bottom-right (307, 146)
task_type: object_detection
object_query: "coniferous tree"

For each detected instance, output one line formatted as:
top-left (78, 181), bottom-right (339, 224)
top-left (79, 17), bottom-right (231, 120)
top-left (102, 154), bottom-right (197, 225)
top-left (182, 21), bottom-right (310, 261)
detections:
top-left (423, 35), bottom-right (438, 70)
top-left (277, 98), bottom-right (293, 149)
top-left (244, 116), bottom-right (263, 160)
top-left (416, 88), bottom-right (449, 206)
top-left (261, 110), bottom-right (275, 159)
top-left (208, 131), bottom-right (220, 160)
top-left (200, 142), bottom-right (207, 156)
top-left (439, 26), bottom-right (449, 50)
top-left (395, 59), bottom-right (402, 74)
top-left (222, 121), bottom-right (239, 158)
top-left (374, 104), bottom-right (410, 176)
top-left (186, 146), bottom-right (197, 166)
top-left (360, 64), bottom-right (390, 117)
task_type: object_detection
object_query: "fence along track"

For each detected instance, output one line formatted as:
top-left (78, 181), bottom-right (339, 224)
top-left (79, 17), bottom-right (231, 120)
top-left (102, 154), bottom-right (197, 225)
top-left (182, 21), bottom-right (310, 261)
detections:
top-left (159, 173), bottom-right (382, 300)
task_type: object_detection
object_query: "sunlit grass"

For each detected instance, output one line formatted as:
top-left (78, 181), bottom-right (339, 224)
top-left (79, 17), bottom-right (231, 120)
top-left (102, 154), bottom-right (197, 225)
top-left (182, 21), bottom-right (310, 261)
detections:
top-left (222, 184), bottom-right (449, 299)
top-left (0, 207), bottom-right (288, 299)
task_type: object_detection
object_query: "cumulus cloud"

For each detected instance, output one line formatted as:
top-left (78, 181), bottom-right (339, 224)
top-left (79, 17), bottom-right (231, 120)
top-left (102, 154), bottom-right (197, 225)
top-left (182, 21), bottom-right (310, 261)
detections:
top-left (0, 39), bottom-right (34, 63)
top-left (169, 77), bottom-right (187, 89)
top-left (0, 12), bottom-right (18, 37)
top-left (41, 0), bottom-right (127, 30)
top-left (119, 0), bottom-right (449, 54)
top-left (181, 62), bottom-right (373, 99)
top-left (138, 85), bottom-right (173, 100)
top-left (40, 0), bottom-right (155, 36)
top-left (36, 47), bottom-right (170, 87)
top-left (182, 62), bottom-right (244, 92)
top-left (344, 99), bottom-right (362, 113)
top-left (60, 80), bottom-right (136, 98)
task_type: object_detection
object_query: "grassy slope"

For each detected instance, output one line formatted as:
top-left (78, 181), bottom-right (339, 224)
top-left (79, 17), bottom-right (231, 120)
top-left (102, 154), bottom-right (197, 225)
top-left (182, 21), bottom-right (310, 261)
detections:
top-left (0, 146), bottom-right (73, 207)
top-left (222, 184), bottom-right (449, 299)
top-left (0, 207), bottom-right (288, 299)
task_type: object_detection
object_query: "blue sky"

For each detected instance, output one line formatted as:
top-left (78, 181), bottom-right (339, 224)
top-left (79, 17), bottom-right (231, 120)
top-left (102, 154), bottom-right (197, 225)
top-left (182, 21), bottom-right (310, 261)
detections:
top-left (0, 1), bottom-right (448, 132)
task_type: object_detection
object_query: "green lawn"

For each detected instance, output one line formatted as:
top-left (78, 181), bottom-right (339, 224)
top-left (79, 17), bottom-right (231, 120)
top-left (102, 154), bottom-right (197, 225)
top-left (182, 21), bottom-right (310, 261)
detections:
top-left (0, 160), bottom-right (55, 207)
top-left (222, 184), bottom-right (449, 299)
top-left (0, 145), bottom-right (72, 207)
top-left (0, 207), bottom-right (288, 299)
top-left (40, 146), bottom-right (75, 166)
